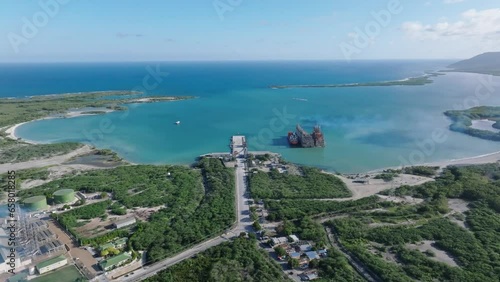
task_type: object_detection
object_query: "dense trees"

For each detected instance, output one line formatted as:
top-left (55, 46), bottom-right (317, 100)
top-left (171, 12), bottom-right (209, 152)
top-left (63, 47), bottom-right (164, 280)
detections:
top-left (130, 158), bottom-right (236, 263)
top-left (249, 167), bottom-right (351, 199)
top-left (327, 164), bottom-right (500, 281)
top-left (18, 165), bottom-right (203, 209)
top-left (444, 106), bottom-right (500, 141)
top-left (144, 238), bottom-right (289, 282)
top-left (265, 196), bottom-right (383, 220)
top-left (0, 142), bottom-right (83, 163)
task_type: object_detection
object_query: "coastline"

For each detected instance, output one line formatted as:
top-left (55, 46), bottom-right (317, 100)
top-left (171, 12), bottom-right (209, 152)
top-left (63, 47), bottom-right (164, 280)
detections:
top-left (3, 109), bottom-right (117, 144)
top-left (4, 110), bottom-right (500, 175)
top-left (368, 151), bottom-right (500, 173)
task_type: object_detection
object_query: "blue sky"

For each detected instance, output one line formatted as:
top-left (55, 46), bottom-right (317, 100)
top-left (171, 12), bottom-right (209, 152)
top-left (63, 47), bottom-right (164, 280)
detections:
top-left (1, 0), bottom-right (499, 62)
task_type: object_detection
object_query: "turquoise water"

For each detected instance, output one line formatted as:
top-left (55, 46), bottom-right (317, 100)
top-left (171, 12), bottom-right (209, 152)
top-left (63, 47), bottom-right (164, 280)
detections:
top-left (6, 61), bottom-right (500, 173)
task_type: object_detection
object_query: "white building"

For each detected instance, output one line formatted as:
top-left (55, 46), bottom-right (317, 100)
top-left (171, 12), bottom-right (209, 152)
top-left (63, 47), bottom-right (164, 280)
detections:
top-left (35, 255), bottom-right (67, 274)
top-left (113, 217), bottom-right (136, 229)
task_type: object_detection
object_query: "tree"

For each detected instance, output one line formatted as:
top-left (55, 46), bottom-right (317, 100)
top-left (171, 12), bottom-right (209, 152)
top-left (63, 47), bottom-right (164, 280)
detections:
top-left (100, 192), bottom-right (107, 199)
top-left (100, 250), bottom-right (109, 257)
top-left (253, 221), bottom-right (262, 231)
top-left (248, 233), bottom-right (257, 240)
top-left (288, 258), bottom-right (299, 269)
top-left (309, 259), bottom-right (319, 268)
top-left (108, 247), bottom-right (120, 255)
top-left (274, 246), bottom-right (287, 257)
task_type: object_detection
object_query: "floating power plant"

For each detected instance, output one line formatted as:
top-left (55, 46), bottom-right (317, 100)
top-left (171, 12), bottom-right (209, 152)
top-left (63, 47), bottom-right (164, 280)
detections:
top-left (288, 124), bottom-right (325, 148)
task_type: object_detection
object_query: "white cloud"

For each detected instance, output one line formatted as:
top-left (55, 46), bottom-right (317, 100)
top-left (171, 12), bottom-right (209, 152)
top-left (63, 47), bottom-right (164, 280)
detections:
top-left (443, 0), bottom-right (464, 4)
top-left (401, 8), bottom-right (500, 42)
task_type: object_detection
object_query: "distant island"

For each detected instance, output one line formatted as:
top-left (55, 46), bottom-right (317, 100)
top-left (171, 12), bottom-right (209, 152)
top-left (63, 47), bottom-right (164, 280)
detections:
top-left (270, 72), bottom-right (444, 89)
top-left (444, 106), bottom-right (500, 141)
top-left (446, 52), bottom-right (500, 76)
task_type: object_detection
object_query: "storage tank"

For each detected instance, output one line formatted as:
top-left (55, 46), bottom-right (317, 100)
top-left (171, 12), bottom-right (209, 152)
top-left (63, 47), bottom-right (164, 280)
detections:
top-left (53, 189), bottom-right (75, 204)
top-left (24, 196), bottom-right (48, 211)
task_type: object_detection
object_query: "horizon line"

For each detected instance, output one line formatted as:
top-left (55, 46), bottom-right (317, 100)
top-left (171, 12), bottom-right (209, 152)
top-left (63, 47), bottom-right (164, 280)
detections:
top-left (0, 58), bottom-right (460, 64)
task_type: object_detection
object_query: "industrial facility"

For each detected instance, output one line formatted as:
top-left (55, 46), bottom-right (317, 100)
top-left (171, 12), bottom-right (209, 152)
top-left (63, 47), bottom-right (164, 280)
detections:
top-left (23, 196), bottom-right (48, 211)
top-left (53, 189), bottom-right (75, 204)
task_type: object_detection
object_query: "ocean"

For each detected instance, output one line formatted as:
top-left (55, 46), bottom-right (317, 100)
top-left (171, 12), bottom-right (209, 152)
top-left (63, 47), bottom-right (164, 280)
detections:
top-left (2, 61), bottom-right (500, 173)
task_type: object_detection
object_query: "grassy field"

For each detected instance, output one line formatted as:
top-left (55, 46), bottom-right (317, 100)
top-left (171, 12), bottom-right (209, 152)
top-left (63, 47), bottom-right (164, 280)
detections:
top-left (30, 265), bottom-right (86, 282)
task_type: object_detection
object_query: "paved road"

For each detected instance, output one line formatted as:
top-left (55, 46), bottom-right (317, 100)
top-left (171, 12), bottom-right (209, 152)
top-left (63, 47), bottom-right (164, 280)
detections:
top-left (118, 155), bottom-right (252, 282)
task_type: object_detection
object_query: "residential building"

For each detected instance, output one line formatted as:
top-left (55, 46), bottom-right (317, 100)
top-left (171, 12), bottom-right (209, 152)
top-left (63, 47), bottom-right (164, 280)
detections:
top-left (305, 251), bottom-right (319, 260)
top-left (289, 235), bottom-right (300, 243)
top-left (270, 237), bottom-right (288, 247)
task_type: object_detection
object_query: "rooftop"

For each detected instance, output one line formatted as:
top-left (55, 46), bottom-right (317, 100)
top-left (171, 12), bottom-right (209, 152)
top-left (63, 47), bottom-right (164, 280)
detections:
top-left (99, 252), bottom-right (132, 269)
top-left (36, 255), bottom-right (67, 269)
top-left (113, 217), bottom-right (136, 225)
top-left (305, 251), bottom-right (319, 260)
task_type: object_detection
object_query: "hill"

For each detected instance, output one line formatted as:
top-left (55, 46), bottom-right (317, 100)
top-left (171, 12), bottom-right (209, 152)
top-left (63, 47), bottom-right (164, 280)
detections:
top-left (448, 52), bottom-right (500, 76)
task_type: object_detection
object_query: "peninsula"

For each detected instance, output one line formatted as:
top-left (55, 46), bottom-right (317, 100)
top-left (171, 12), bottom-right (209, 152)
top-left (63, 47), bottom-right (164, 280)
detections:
top-left (269, 72), bottom-right (444, 89)
top-left (444, 106), bottom-right (500, 141)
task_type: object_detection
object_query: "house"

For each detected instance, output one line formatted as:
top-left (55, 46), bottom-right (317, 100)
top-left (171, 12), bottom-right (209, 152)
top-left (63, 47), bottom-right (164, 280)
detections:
top-left (113, 217), bottom-right (136, 229)
top-left (113, 237), bottom-right (128, 249)
top-left (270, 237), bottom-right (288, 247)
top-left (99, 252), bottom-right (132, 271)
top-left (99, 238), bottom-right (128, 252)
top-left (289, 252), bottom-right (301, 259)
top-left (297, 244), bottom-right (313, 252)
top-left (36, 255), bottom-right (68, 274)
top-left (303, 272), bottom-right (319, 280)
top-left (289, 235), bottom-right (300, 243)
top-left (317, 249), bottom-right (327, 257)
top-left (305, 251), bottom-right (319, 260)
top-left (99, 242), bottom-right (115, 252)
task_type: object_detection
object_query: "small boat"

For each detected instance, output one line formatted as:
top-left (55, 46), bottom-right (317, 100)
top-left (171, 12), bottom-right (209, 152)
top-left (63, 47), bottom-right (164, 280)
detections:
top-left (175, 121), bottom-right (180, 125)
top-left (287, 132), bottom-right (299, 146)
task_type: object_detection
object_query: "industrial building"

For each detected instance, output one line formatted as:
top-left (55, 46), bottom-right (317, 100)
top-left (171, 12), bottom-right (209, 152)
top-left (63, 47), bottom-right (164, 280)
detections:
top-left (99, 252), bottom-right (132, 271)
top-left (53, 189), bottom-right (75, 204)
top-left (113, 217), bottom-right (136, 229)
top-left (35, 255), bottom-right (67, 274)
top-left (23, 196), bottom-right (48, 211)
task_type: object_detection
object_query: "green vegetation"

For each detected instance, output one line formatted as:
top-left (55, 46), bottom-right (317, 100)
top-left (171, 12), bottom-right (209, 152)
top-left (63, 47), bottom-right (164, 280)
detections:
top-left (374, 173), bottom-right (396, 181)
top-left (0, 90), bottom-right (193, 128)
top-left (0, 142), bottom-right (83, 163)
top-left (401, 166), bottom-right (439, 177)
top-left (1, 167), bottom-right (50, 189)
top-left (265, 196), bottom-right (384, 220)
top-left (444, 106), bottom-right (500, 141)
top-left (18, 165), bottom-right (202, 209)
top-left (249, 167), bottom-right (351, 199)
top-left (130, 158), bottom-right (235, 263)
top-left (145, 238), bottom-right (289, 282)
top-left (317, 248), bottom-right (365, 282)
top-left (270, 73), bottom-right (444, 89)
top-left (327, 164), bottom-right (500, 282)
top-left (79, 111), bottom-right (107, 115)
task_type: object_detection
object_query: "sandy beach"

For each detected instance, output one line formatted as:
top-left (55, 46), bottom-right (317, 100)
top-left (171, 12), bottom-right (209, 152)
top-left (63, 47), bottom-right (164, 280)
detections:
top-left (3, 108), bottom-right (115, 143)
top-left (369, 151), bottom-right (500, 173)
top-left (4, 121), bottom-right (40, 144)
